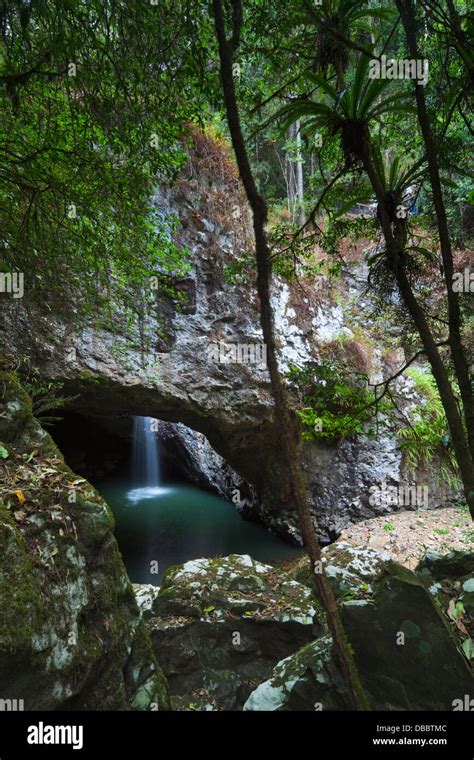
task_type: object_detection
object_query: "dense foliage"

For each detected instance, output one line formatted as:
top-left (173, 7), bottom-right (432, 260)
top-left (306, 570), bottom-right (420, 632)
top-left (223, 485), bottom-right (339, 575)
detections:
top-left (288, 360), bottom-right (390, 443)
top-left (1, 0), bottom-right (198, 318)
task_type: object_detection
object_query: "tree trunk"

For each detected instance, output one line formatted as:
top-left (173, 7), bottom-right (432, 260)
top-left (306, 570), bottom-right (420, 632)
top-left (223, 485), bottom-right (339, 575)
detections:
top-left (396, 0), bottom-right (474, 466)
top-left (295, 119), bottom-right (305, 227)
top-left (212, 0), bottom-right (369, 711)
top-left (286, 124), bottom-right (297, 221)
top-left (360, 139), bottom-right (474, 520)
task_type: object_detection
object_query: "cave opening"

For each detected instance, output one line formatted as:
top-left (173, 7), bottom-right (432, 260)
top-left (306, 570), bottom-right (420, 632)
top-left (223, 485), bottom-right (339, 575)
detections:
top-left (49, 411), bottom-right (194, 485)
top-left (48, 411), bottom-right (303, 584)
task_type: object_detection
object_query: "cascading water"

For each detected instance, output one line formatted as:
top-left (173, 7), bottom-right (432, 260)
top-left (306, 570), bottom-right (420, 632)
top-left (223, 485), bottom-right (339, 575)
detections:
top-left (128, 416), bottom-right (168, 502)
top-left (132, 416), bottom-right (160, 486)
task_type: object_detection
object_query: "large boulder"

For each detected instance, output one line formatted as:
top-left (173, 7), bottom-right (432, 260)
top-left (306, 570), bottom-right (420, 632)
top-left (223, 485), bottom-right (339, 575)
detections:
top-left (0, 372), bottom-right (170, 710)
top-left (139, 554), bottom-right (322, 710)
top-left (243, 635), bottom-right (351, 711)
top-left (417, 549), bottom-right (474, 580)
top-left (291, 541), bottom-right (392, 598)
top-left (417, 549), bottom-right (474, 661)
top-left (245, 544), bottom-right (474, 710)
top-left (341, 562), bottom-right (473, 710)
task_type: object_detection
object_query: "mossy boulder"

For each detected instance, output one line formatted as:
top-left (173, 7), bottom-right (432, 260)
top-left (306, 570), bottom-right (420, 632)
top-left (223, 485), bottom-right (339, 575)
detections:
top-left (341, 567), bottom-right (473, 710)
top-left (141, 554), bottom-right (322, 710)
top-left (247, 544), bottom-right (474, 710)
top-left (417, 549), bottom-right (474, 580)
top-left (417, 550), bottom-right (474, 662)
top-left (154, 554), bottom-right (320, 623)
top-left (243, 635), bottom-right (352, 711)
top-left (132, 584), bottom-right (161, 620)
top-left (0, 371), bottom-right (170, 710)
top-left (290, 541), bottom-right (392, 600)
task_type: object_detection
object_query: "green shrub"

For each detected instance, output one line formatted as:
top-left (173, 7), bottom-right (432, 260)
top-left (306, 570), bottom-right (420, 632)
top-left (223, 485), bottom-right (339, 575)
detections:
top-left (397, 368), bottom-right (460, 483)
top-left (288, 360), bottom-right (392, 443)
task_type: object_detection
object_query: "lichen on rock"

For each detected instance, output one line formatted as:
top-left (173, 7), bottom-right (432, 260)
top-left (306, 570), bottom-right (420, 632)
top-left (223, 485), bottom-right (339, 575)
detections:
top-left (141, 554), bottom-right (322, 710)
top-left (256, 542), bottom-right (474, 710)
top-left (0, 371), bottom-right (170, 710)
top-left (243, 634), bottom-right (352, 711)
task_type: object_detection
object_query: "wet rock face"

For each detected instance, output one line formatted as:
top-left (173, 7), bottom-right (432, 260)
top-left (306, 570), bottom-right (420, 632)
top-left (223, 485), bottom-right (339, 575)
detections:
top-left (246, 545), bottom-right (474, 711)
top-left (158, 421), bottom-right (259, 516)
top-left (137, 554), bottom-right (322, 710)
top-left (0, 372), bottom-right (170, 711)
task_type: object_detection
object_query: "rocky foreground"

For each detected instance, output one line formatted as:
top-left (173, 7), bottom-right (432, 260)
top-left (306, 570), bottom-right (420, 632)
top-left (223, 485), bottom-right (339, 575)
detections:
top-left (134, 545), bottom-right (474, 711)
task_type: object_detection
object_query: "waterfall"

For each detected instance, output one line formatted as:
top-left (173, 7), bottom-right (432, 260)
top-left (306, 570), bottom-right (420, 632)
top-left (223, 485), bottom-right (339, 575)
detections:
top-left (129, 417), bottom-right (163, 501)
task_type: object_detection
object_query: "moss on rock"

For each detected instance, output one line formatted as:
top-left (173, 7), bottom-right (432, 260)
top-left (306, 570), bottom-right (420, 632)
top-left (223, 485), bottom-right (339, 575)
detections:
top-left (143, 554), bottom-right (322, 710)
top-left (0, 371), bottom-right (170, 711)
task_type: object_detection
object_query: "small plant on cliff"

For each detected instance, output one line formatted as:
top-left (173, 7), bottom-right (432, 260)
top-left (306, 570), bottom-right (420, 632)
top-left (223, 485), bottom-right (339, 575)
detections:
top-left (288, 360), bottom-right (392, 443)
top-left (25, 380), bottom-right (77, 427)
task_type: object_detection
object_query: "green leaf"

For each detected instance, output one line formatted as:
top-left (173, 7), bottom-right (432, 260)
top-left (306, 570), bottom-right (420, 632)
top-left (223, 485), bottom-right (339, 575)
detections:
top-left (462, 638), bottom-right (474, 660)
top-left (0, 445), bottom-right (9, 459)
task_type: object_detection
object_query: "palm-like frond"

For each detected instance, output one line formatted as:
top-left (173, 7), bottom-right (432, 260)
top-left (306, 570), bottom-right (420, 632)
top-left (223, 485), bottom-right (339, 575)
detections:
top-left (371, 145), bottom-right (426, 196)
top-left (276, 54), bottom-right (412, 161)
top-left (307, 0), bottom-right (397, 79)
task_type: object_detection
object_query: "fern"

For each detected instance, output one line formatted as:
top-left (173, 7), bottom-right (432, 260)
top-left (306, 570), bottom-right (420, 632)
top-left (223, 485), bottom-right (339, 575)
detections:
top-left (397, 368), bottom-right (460, 485)
top-left (23, 379), bottom-right (78, 427)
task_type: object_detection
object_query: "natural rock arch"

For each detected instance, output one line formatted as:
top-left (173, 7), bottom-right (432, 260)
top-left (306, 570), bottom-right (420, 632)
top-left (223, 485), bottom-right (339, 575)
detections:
top-left (0, 150), bottom-right (456, 543)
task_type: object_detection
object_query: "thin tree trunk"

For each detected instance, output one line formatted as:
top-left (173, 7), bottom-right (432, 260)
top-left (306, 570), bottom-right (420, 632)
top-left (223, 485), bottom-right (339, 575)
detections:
top-left (360, 140), bottom-right (474, 520)
top-left (295, 119), bottom-right (305, 227)
top-left (287, 124), bottom-right (297, 221)
top-left (212, 0), bottom-right (369, 711)
top-left (334, 59), bottom-right (346, 91)
top-left (396, 0), bottom-right (474, 465)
